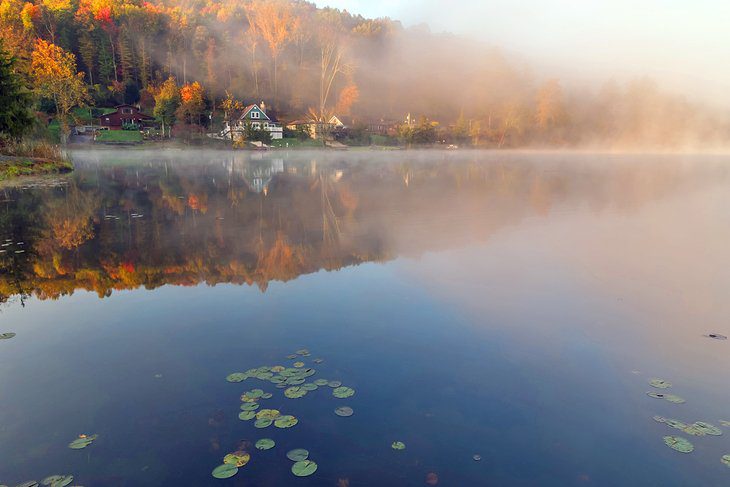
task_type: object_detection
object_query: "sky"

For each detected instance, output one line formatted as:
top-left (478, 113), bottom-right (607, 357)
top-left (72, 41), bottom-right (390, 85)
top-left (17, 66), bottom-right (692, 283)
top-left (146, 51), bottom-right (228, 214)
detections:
top-left (314, 0), bottom-right (730, 108)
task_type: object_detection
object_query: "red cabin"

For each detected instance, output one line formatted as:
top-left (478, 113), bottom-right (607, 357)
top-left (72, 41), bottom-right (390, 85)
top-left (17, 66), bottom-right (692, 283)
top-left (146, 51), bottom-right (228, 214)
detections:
top-left (99, 104), bottom-right (155, 130)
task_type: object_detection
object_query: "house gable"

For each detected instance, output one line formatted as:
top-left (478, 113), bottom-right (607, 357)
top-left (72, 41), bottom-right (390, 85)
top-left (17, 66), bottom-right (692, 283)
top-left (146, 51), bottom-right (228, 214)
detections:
top-left (239, 105), bottom-right (271, 122)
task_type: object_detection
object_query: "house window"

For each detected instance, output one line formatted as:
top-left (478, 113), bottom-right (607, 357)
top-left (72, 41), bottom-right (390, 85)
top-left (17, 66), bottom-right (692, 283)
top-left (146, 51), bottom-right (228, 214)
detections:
top-left (251, 111), bottom-right (260, 119)
top-left (122, 108), bottom-right (133, 114)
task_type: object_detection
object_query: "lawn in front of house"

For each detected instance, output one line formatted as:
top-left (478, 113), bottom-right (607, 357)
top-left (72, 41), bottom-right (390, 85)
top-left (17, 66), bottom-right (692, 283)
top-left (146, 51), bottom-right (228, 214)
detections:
top-left (95, 130), bottom-right (143, 143)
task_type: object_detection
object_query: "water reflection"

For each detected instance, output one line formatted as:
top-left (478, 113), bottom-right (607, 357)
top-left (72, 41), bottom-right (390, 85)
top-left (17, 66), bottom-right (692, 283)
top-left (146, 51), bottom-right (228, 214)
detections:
top-left (1, 150), bottom-right (727, 303)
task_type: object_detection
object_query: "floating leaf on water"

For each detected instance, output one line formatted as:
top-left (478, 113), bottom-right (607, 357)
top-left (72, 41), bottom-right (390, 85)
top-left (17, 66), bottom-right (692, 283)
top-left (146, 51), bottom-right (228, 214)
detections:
top-left (647, 392), bottom-right (665, 399)
top-left (284, 387), bottom-right (307, 399)
top-left (706, 334), bottom-right (728, 340)
top-left (270, 376), bottom-right (286, 384)
top-left (249, 389), bottom-right (264, 398)
top-left (226, 373), bottom-right (247, 383)
top-left (291, 460), bottom-right (318, 477)
top-left (649, 379), bottom-right (672, 389)
top-left (274, 415), bottom-right (299, 428)
top-left (41, 477), bottom-right (63, 486)
top-left (256, 438), bottom-right (275, 450)
top-left (720, 421), bottom-right (730, 427)
top-left (14, 482), bottom-right (38, 487)
top-left (281, 368), bottom-right (301, 377)
top-left (722, 455), bottom-right (730, 467)
top-left (261, 392), bottom-right (273, 399)
top-left (314, 379), bottom-right (329, 386)
top-left (391, 441), bottom-right (406, 450)
top-left (664, 394), bottom-right (686, 404)
top-left (653, 416), bottom-right (667, 423)
top-left (328, 381), bottom-right (342, 388)
top-left (256, 409), bottom-right (281, 421)
top-left (293, 362), bottom-right (305, 368)
top-left (241, 403), bottom-right (260, 412)
top-left (299, 368), bottom-right (316, 378)
top-left (313, 358), bottom-right (324, 364)
top-left (49, 478), bottom-right (73, 487)
top-left (211, 463), bottom-right (238, 479)
top-left (287, 449), bottom-right (309, 461)
top-left (238, 411), bottom-right (256, 421)
top-left (223, 451), bottom-right (250, 467)
top-left (0, 333), bottom-right (16, 340)
top-left (473, 454), bottom-right (482, 461)
top-left (296, 349), bottom-right (310, 356)
top-left (68, 434), bottom-right (97, 449)
top-left (276, 383), bottom-right (287, 389)
top-left (333, 387), bottom-right (355, 399)
top-left (271, 366), bottom-right (285, 373)
top-left (284, 377), bottom-right (305, 386)
top-left (663, 436), bottom-right (694, 453)
top-left (256, 372), bottom-right (274, 380)
top-left (692, 422), bottom-right (722, 436)
top-left (301, 383), bottom-right (318, 391)
top-left (286, 354), bottom-right (297, 359)
top-left (335, 406), bottom-right (353, 417)
top-left (254, 418), bottom-right (273, 428)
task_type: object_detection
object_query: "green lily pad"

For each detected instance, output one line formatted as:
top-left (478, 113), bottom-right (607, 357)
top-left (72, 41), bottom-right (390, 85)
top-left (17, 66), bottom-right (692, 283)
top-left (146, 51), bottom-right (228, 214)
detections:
top-left (653, 415), bottom-right (666, 423)
top-left (286, 354), bottom-right (297, 359)
top-left (313, 358), bottom-right (324, 364)
top-left (212, 463), bottom-right (238, 479)
top-left (296, 349), bottom-right (310, 355)
top-left (649, 379), bottom-right (672, 389)
top-left (255, 438), bottom-right (275, 450)
top-left (293, 362), bottom-right (305, 368)
top-left (722, 454), bottom-right (730, 467)
top-left (332, 386), bottom-right (355, 399)
top-left (299, 368), bottom-right (316, 378)
top-left (270, 376), bottom-right (286, 384)
top-left (392, 441), bottom-right (406, 450)
top-left (226, 373), bottom-right (247, 383)
top-left (664, 436), bottom-right (694, 453)
top-left (241, 403), bottom-right (260, 411)
top-left (223, 451), bottom-right (250, 467)
top-left (664, 394), bottom-right (686, 404)
top-left (287, 448), bottom-right (309, 461)
top-left (328, 381), bottom-right (342, 388)
top-left (248, 389), bottom-right (264, 398)
top-left (284, 377), bottom-right (305, 385)
top-left (15, 482), bottom-right (39, 487)
top-left (301, 383), bottom-right (318, 391)
top-left (284, 387), bottom-right (307, 399)
top-left (256, 409), bottom-right (281, 421)
top-left (261, 392), bottom-right (273, 399)
top-left (314, 379), bottom-right (329, 386)
top-left (68, 434), bottom-right (97, 449)
top-left (254, 418), bottom-right (273, 428)
top-left (256, 372), bottom-right (274, 380)
top-left (281, 368), bottom-right (301, 377)
top-left (291, 460), bottom-right (318, 477)
top-left (0, 333), bottom-right (15, 340)
top-left (274, 415), bottom-right (298, 428)
top-left (335, 406), bottom-right (353, 417)
top-left (720, 420), bottom-right (730, 427)
top-left (271, 366), bottom-right (285, 373)
top-left (682, 424), bottom-right (706, 436)
top-left (49, 476), bottom-right (72, 487)
top-left (41, 476), bottom-right (64, 486)
top-left (238, 411), bottom-right (256, 421)
top-left (693, 421), bottom-right (722, 436)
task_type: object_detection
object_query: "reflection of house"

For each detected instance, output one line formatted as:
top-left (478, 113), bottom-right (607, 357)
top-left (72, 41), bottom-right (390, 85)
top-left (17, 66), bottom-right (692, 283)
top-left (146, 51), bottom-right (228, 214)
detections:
top-left (287, 116), bottom-right (345, 139)
top-left (243, 159), bottom-right (285, 194)
top-left (366, 119), bottom-right (399, 136)
top-left (223, 103), bottom-right (283, 140)
top-left (99, 105), bottom-right (155, 130)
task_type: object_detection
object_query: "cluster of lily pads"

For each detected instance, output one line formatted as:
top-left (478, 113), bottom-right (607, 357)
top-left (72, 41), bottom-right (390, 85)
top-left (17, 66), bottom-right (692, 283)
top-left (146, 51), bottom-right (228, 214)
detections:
top-left (214, 349), bottom-right (357, 480)
top-left (647, 378), bottom-right (730, 467)
top-left (68, 434), bottom-right (98, 450)
top-left (0, 474), bottom-right (78, 487)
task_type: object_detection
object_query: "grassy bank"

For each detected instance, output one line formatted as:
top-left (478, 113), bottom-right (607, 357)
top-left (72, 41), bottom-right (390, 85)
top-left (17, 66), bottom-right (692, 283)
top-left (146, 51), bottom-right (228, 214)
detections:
top-left (0, 155), bottom-right (73, 180)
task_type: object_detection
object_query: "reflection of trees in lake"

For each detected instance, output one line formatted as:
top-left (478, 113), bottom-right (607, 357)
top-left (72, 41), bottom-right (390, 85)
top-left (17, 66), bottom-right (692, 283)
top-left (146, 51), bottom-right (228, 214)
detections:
top-left (0, 153), bottom-right (724, 301)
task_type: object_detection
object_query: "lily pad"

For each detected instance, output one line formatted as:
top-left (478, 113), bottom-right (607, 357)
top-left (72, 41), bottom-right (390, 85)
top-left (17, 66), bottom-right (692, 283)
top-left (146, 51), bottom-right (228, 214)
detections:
top-left (41, 476), bottom-right (64, 486)
top-left (68, 434), bottom-right (97, 449)
top-left (256, 372), bottom-right (274, 380)
top-left (0, 333), bottom-right (15, 340)
top-left (274, 415), bottom-right (298, 428)
top-left (291, 460), bottom-right (318, 477)
top-left (653, 415), bottom-right (666, 423)
top-left (313, 358), bottom-right (324, 364)
top-left (666, 419), bottom-right (688, 430)
top-left (663, 436), bottom-right (694, 453)
top-left (299, 368), bottom-right (316, 378)
top-left (296, 349), bottom-right (310, 356)
top-left (254, 418), bottom-right (273, 428)
top-left (722, 454), bottom-right (730, 467)
top-left (49, 477), bottom-right (72, 487)
top-left (284, 387), bottom-right (307, 399)
top-left (284, 377), bottom-right (305, 385)
top-left (211, 463), bottom-right (238, 479)
top-left (293, 362), bottom-right (305, 368)
top-left (248, 389), bottom-right (264, 398)
top-left (261, 392), bottom-right (273, 399)
top-left (287, 449), bottom-right (309, 461)
top-left (707, 334), bottom-right (728, 340)
top-left (223, 451), bottom-right (250, 467)
top-left (328, 381), bottom-right (342, 388)
top-left (333, 386), bottom-right (355, 399)
top-left (255, 438), bottom-right (275, 450)
top-left (649, 379), bottom-right (672, 389)
top-left (240, 403), bottom-right (260, 411)
top-left (335, 406), bottom-right (353, 417)
top-left (301, 383), bottom-right (318, 391)
top-left (15, 482), bottom-right (39, 487)
top-left (238, 411), bottom-right (256, 421)
top-left (256, 409), bottom-right (281, 421)
top-left (270, 376), bottom-right (286, 384)
top-left (720, 420), bottom-right (730, 427)
top-left (286, 354), bottom-right (297, 359)
top-left (314, 379), bottom-right (329, 386)
top-left (664, 394), bottom-right (686, 404)
top-left (271, 365), bottom-right (285, 373)
top-left (226, 373), bottom-right (247, 383)
top-left (392, 441), bottom-right (406, 450)
top-left (693, 421), bottom-right (722, 436)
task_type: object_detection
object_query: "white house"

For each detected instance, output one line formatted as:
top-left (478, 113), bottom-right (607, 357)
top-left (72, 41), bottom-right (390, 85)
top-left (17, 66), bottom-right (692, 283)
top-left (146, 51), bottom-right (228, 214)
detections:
top-left (223, 103), bottom-right (283, 140)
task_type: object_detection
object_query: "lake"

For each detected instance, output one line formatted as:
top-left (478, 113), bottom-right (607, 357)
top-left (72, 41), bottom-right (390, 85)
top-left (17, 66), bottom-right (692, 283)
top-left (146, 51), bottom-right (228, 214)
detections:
top-left (0, 149), bottom-right (729, 486)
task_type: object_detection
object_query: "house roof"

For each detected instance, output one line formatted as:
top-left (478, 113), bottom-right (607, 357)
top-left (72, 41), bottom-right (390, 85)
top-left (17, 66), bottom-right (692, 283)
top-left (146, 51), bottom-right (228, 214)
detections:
top-left (239, 104), bottom-right (271, 122)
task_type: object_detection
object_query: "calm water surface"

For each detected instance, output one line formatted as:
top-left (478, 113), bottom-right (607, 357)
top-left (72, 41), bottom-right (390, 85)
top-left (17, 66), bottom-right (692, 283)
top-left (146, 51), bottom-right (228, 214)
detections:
top-left (0, 150), bottom-right (729, 486)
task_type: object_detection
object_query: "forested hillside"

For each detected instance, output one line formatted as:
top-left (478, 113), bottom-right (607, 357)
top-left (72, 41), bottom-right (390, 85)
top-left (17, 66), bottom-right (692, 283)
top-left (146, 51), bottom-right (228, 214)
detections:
top-left (1, 0), bottom-right (728, 147)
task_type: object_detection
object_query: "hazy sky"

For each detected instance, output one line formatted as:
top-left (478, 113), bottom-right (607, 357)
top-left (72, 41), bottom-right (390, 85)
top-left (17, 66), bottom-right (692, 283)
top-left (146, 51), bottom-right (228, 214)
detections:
top-left (314, 0), bottom-right (730, 107)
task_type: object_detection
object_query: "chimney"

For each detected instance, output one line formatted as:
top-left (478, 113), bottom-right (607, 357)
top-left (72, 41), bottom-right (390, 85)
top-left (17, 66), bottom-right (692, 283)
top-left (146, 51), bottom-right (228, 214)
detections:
top-left (260, 101), bottom-right (266, 114)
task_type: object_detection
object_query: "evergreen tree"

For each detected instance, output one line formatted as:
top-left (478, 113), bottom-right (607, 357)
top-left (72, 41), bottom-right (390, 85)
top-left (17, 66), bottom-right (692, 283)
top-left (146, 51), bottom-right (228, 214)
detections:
top-left (0, 42), bottom-right (34, 143)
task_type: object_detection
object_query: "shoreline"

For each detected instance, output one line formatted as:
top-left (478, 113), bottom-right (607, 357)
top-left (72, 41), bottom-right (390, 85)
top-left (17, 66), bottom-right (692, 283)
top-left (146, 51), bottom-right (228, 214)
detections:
top-left (0, 155), bottom-right (73, 181)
